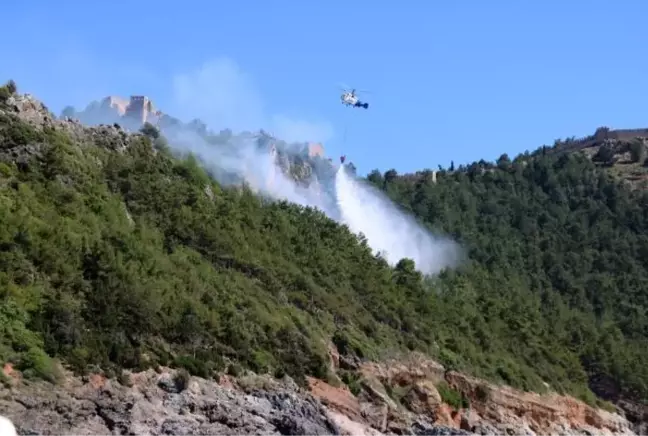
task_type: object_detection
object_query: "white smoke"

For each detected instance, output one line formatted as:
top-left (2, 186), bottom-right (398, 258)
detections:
top-left (163, 127), bottom-right (331, 212)
top-left (170, 58), bottom-right (333, 144)
top-left (335, 167), bottom-right (463, 275)
top-left (158, 57), bottom-right (464, 275)
top-left (161, 122), bottom-right (463, 275)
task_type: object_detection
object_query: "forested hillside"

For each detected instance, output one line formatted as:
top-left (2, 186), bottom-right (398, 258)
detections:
top-left (1, 80), bottom-right (647, 413)
top-left (365, 154), bottom-right (648, 405)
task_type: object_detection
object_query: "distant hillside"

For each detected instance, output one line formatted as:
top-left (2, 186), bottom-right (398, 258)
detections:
top-left (390, 126), bottom-right (648, 193)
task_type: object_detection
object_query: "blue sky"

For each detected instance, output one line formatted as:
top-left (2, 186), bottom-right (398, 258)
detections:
top-left (3, 0), bottom-right (647, 175)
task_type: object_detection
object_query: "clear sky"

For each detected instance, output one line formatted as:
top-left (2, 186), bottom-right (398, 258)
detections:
top-left (3, 0), bottom-right (647, 175)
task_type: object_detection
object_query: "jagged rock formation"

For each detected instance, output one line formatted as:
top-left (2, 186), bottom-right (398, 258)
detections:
top-left (0, 351), bottom-right (640, 436)
top-left (307, 351), bottom-right (638, 436)
top-left (68, 96), bottom-right (353, 177)
top-left (1, 365), bottom-right (340, 435)
top-left (7, 91), bottom-right (336, 202)
top-left (62, 95), bottom-right (346, 193)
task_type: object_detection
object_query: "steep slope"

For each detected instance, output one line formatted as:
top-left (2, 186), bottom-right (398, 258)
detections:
top-left (0, 80), bottom-right (647, 433)
top-left (0, 83), bottom-right (476, 387)
top-left (0, 86), bottom-right (411, 384)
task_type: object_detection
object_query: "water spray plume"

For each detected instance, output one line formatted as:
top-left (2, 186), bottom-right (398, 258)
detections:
top-left (335, 167), bottom-right (463, 275)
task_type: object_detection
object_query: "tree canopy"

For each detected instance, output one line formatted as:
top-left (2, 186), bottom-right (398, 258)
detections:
top-left (366, 154), bottom-right (648, 404)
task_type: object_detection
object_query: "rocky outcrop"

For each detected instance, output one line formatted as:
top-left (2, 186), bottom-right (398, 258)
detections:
top-left (1, 93), bottom-right (143, 155)
top-left (0, 364), bottom-right (478, 436)
top-left (0, 368), bottom-right (340, 435)
top-left (305, 352), bottom-right (638, 436)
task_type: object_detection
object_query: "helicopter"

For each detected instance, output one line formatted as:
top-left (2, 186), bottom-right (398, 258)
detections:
top-left (339, 86), bottom-right (370, 109)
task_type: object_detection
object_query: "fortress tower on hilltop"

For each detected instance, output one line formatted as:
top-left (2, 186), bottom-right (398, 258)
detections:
top-left (125, 96), bottom-right (161, 125)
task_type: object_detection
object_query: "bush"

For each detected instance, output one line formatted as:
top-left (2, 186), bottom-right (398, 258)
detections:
top-left (593, 145), bottom-right (616, 165)
top-left (339, 370), bottom-right (362, 396)
top-left (117, 371), bottom-right (133, 387)
top-left (437, 381), bottom-right (469, 410)
top-left (0, 79), bottom-right (16, 102)
top-left (173, 355), bottom-right (217, 379)
top-left (18, 348), bottom-right (63, 384)
top-left (0, 371), bottom-right (12, 388)
top-left (629, 139), bottom-right (646, 163)
top-left (475, 383), bottom-right (491, 402)
top-left (140, 122), bottom-right (160, 139)
top-left (630, 140), bottom-right (647, 163)
top-left (5, 80), bottom-right (16, 95)
top-left (173, 368), bottom-right (191, 391)
top-left (227, 362), bottom-right (243, 377)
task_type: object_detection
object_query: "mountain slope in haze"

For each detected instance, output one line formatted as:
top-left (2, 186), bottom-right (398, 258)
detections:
top-left (0, 80), bottom-right (647, 425)
top-left (62, 94), bottom-right (352, 181)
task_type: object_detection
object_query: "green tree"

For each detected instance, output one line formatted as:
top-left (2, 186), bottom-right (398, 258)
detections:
top-left (629, 140), bottom-right (646, 163)
top-left (140, 122), bottom-right (160, 139)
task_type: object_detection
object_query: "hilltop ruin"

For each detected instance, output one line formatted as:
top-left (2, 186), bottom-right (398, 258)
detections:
top-left (553, 126), bottom-right (648, 153)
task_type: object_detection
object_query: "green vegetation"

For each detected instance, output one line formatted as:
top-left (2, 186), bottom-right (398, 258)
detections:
top-left (339, 369), bottom-right (362, 396)
top-left (437, 381), bottom-right (469, 410)
top-left (1, 80), bottom-right (648, 408)
top-left (174, 368), bottom-right (191, 392)
top-left (366, 152), bottom-right (648, 404)
top-left (0, 80), bottom-right (16, 102)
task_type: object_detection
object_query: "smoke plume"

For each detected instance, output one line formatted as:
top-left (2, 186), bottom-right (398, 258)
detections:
top-left (163, 58), bottom-right (464, 274)
top-left (63, 56), bottom-right (463, 274)
top-left (158, 122), bottom-right (463, 275)
top-left (163, 127), bottom-right (332, 213)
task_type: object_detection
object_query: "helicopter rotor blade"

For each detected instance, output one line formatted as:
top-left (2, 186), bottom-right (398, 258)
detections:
top-left (337, 85), bottom-right (371, 95)
top-left (336, 82), bottom-right (356, 93)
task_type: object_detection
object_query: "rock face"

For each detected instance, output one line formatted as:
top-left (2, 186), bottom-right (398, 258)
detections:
top-left (0, 367), bottom-right (481, 436)
top-left (2, 93), bottom-right (134, 152)
top-left (0, 369), bottom-right (340, 435)
top-left (306, 352), bottom-right (639, 436)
